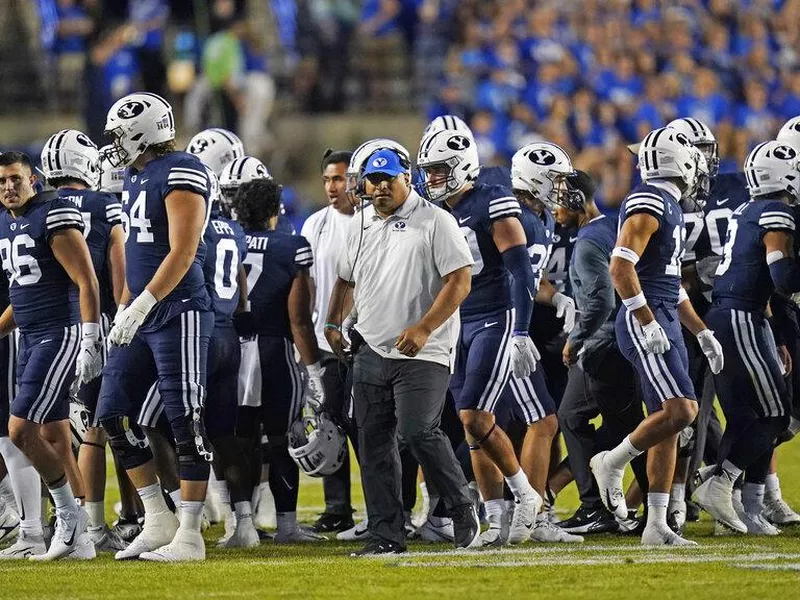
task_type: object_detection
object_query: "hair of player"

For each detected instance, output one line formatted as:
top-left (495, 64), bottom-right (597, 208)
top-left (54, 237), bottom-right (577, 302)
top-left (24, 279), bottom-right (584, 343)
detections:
top-left (232, 178), bottom-right (282, 230)
top-left (571, 169), bottom-right (596, 202)
top-left (0, 151), bottom-right (33, 171)
top-left (48, 176), bottom-right (90, 189)
top-left (148, 139), bottom-right (176, 157)
top-left (322, 150), bottom-right (353, 172)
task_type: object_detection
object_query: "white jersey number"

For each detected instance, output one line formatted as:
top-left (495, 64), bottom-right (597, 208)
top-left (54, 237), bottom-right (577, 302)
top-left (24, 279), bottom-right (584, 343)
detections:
top-left (0, 235), bottom-right (42, 286)
top-left (213, 238), bottom-right (240, 300)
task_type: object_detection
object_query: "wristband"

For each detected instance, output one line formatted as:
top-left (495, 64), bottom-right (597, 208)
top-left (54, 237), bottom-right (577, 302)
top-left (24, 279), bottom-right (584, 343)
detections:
top-left (612, 246), bottom-right (640, 265)
top-left (324, 322), bottom-right (341, 332)
top-left (622, 292), bottom-right (647, 311)
top-left (82, 322), bottom-right (100, 339)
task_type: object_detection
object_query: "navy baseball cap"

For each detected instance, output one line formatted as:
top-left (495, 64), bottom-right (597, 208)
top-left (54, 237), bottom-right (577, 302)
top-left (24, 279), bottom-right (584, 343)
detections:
top-left (363, 149), bottom-right (406, 177)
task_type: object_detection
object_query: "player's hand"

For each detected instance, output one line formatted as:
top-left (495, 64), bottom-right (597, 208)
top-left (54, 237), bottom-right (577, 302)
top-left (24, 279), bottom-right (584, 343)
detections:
top-left (778, 344), bottom-right (792, 376)
top-left (108, 291), bottom-right (157, 346)
top-left (395, 324), bottom-right (430, 357)
top-left (696, 328), bottom-right (724, 374)
top-left (510, 333), bottom-right (540, 378)
top-left (553, 292), bottom-right (576, 334)
top-left (305, 362), bottom-right (326, 412)
top-left (641, 319), bottom-right (671, 354)
top-left (325, 326), bottom-right (349, 362)
top-left (73, 322), bottom-right (103, 391)
top-left (562, 338), bottom-right (577, 367)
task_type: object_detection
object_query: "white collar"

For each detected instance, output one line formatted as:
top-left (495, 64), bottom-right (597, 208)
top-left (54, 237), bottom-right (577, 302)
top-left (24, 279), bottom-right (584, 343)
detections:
top-left (647, 180), bottom-right (682, 202)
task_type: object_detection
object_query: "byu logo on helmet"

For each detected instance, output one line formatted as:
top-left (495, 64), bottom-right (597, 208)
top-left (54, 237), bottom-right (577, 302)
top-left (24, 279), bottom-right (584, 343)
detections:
top-left (528, 149), bottom-right (556, 165)
top-left (189, 138), bottom-right (209, 154)
top-left (373, 157), bottom-right (388, 168)
top-left (446, 135), bottom-right (471, 151)
top-left (773, 145), bottom-right (797, 161)
top-left (117, 101), bottom-right (145, 119)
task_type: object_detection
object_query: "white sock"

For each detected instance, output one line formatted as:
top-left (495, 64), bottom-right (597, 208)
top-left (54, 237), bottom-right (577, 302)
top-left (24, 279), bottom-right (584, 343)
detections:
top-left (179, 500), bottom-right (204, 532)
top-left (721, 460), bottom-right (743, 482)
top-left (234, 501), bottom-right (253, 521)
top-left (742, 482), bottom-right (765, 514)
top-left (647, 492), bottom-right (670, 527)
top-left (210, 478), bottom-right (232, 515)
top-left (48, 478), bottom-right (76, 512)
top-left (0, 437), bottom-right (41, 530)
top-left (276, 511), bottom-right (297, 533)
top-left (484, 499), bottom-right (506, 528)
top-left (605, 435), bottom-right (643, 471)
top-left (505, 469), bottom-right (534, 499)
top-left (0, 475), bottom-right (16, 510)
top-left (765, 473), bottom-right (780, 497)
top-left (138, 483), bottom-right (169, 516)
top-left (85, 501), bottom-right (105, 528)
top-left (670, 483), bottom-right (685, 503)
top-left (168, 489), bottom-right (181, 510)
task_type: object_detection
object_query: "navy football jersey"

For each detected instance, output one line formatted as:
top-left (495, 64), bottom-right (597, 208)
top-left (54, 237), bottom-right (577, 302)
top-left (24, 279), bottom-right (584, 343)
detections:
top-left (242, 229), bottom-right (313, 338)
top-left (688, 172), bottom-right (750, 264)
top-left (519, 204), bottom-right (554, 292)
top-left (58, 188), bottom-right (122, 315)
top-left (203, 213), bottom-right (247, 324)
top-left (617, 183), bottom-right (685, 303)
top-left (121, 151), bottom-right (212, 313)
top-left (444, 183), bottom-right (522, 321)
top-left (477, 165), bottom-right (512, 187)
top-left (546, 220), bottom-right (575, 295)
top-left (712, 200), bottom-right (795, 311)
top-left (0, 191), bottom-right (84, 332)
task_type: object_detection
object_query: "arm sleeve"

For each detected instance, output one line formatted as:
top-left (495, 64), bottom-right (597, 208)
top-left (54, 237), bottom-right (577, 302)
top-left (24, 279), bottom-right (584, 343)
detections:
top-left (568, 240), bottom-right (615, 349)
top-left (432, 209), bottom-right (473, 277)
top-left (501, 244), bottom-right (534, 332)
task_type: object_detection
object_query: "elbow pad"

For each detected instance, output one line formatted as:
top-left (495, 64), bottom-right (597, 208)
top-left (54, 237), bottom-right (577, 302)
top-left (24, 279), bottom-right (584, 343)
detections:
top-left (769, 257), bottom-right (800, 294)
top-left (502, 244), bottom-right (535, 332)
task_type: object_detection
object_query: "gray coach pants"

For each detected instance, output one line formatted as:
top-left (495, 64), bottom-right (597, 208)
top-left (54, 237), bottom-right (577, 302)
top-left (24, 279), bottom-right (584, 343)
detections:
top-left (353, 345), bottom-right (472, 546)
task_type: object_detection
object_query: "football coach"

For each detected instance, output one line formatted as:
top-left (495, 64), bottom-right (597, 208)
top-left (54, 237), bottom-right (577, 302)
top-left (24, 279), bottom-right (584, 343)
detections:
top-left (326, 147), bottom-right (480, 555)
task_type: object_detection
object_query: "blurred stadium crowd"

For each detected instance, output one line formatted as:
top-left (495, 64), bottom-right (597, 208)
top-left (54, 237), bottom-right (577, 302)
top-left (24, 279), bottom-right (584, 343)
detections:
top-left (9, 0), bottom-right (800, 213)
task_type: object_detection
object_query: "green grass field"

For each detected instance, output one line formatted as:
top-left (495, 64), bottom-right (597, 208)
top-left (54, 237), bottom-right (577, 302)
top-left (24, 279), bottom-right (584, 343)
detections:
top-left (3, 440), bottom-right (800, 599)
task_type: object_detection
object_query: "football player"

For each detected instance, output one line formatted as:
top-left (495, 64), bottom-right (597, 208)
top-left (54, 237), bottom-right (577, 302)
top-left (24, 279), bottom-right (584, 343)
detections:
top-left (696, 141), bottom-right (800, 535)
top-left (0, 151), bottom-right (102, 560)
top-left (97, 92), bottom-right (214, 562)
top-left (232, 177), bottom-right (327, 543)
top-left (40, 130), bottom-right (128, 552)
top-left (417, 128), bottom-right (541, 545)
top-left (593, 127), bottom-right (724, 546)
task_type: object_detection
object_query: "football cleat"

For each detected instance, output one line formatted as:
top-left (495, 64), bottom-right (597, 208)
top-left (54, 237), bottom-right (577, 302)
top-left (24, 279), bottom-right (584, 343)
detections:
top-left (350, 539), bottom-right (405, 557)
top-left (557, 505), bottom-right (619, 534)
top-left (274, 527), bottom-right (326, 544)
top-left (115, 510), bottom-right (179, 560)
top-left (337, 518), bottom-right (371, 541)
top-left (30, 507), bottom-right (88, 562)
top-left (740, 512), bottom-right (781, 536)
top-left (507, 491), bottom-right (541, 544)
top-left (479, 525), bottom-right (505, 547)
top-left (616, 510), bottom-right (644, 535)
top-left (139, 529), bottom-right (205, 562)
top-left (764, 495), bottom-right (800, 526)
top-left (404, 512), bottom-right (416, 539)
top-left (416, 518), bottom-right (454, 543)
top-left (693, 472), bottom-right (747, 534)
top-left (86, 525), bottom-right (129, 551)
top-left (668, 498), bottom-right (687, 533)
top-left (219, 516), bottom-right (260, 548)
top-left (641, 523), bottom-right (698, 546)
top-left (110, 516), bottom-right (143, 542)
top-left (0, 530), bottom-right (46, 559)
top-left (0, 503), bottom-right (20, 544)
top-left (452, 503), bottom-right (481, 549)
top-left (67, 532), bottom-right (97, 560)
top-left (590, 451), bottom-right (628, 519)
top-left (311, 512), bottom-right (355, 534)
top-left (531, 518), bottom-right (584, 543)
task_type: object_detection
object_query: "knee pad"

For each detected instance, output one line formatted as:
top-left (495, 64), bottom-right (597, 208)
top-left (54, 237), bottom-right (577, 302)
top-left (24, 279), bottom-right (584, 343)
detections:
top-left (175, 408), bottom-right (214, 481)
top-left (467, 422), bottom-right (496, 451)
top-left (101, 416), bottom-right (152, 471)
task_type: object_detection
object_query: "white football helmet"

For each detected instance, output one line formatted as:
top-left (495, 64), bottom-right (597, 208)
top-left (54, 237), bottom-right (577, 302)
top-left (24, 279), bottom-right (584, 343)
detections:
top-left (40, 129), bottom-right (101, 189)
top-left (511, 141), bottom-right (575, 208)
top-left (417, 130), bottom-right (479, 202)
top-left (777, 116), bottom-right (800, 151)
top-left (744, 140), bottom-right (800, 201)
top-left (186, 128), bottom-right (245, 176)
top-left (69, 401), bottom-right (90, 451)
top-left (98, 144), bottom-right (125, 194)
top-left (423, 114), bottom-right (474, 139)
top-left (667, 117), bottom-right (720, 178)
top-left (288, 412), bottom-right (347, 477)
top-left (638, 127), bottom-right (698, 196)
top-left (218, 155), bottom-right (271, 205)
top-left (104, 92), bottom-right (175, 167)
top-left (346, 138), bottom-right (411, 203)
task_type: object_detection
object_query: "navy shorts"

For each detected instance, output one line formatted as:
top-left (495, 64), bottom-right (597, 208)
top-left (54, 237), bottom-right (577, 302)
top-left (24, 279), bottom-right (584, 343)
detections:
top-left (98, 309), bottom-right (213, 446)
top-left (451, 309), bottom-right (514, 414)
top-left (498, 366), bottom-right (556, 426)
top-left (75, 313), bottom-right (112, 427)
top-left (0, 332), bottom-right (17, 437)
top-left (705, 305), bottom-right (789, 419)
top-left (12, 325), bottom-right (80, 424)
top-left (615, 300), bottom-right (696, 414)
top-left (238, 334), bottom-right (304, 437)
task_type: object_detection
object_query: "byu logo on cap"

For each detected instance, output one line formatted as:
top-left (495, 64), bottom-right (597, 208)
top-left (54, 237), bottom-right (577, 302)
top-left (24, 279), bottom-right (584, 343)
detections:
top-left (373, 157), bottom-right (388, 168)
top-left (393, 221), bottom-right (406, 230)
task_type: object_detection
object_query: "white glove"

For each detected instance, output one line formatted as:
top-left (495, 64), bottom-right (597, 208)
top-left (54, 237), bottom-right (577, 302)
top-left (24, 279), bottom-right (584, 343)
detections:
top-left (108, 291), bottom-right (157, 346)
top-left (553, 292), bottom-right (577, 334)
top-left (73, 322), bottom-right (103, 390)
top-left (697, 328), bottom-right (724, 375)
top-left (509, 333), bottom-right (541, 379)
top-left (641, 320), bottom-right (671, 354)
top-left (305, 361), bottom-right (327, 412)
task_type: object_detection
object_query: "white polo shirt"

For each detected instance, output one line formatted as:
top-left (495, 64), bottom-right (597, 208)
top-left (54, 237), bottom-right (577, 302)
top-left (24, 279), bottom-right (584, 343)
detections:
top-left (301, 205), bottom-right (353, 353)
top-left (337, 190), bottom-right (473, 367)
